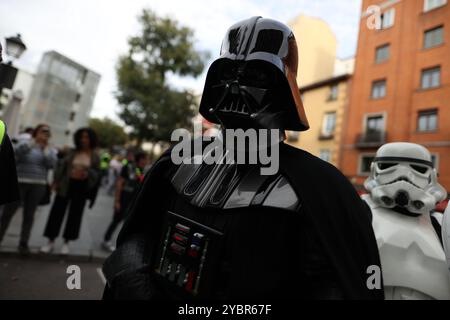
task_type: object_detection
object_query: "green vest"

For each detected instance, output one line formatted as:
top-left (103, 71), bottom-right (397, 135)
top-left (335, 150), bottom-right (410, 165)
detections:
top-left (0, 120), bottom-right (6, 145)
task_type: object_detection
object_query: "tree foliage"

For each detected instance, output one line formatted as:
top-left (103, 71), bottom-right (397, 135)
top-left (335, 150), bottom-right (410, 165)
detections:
top-left (116, 9), bottom-right (208, 144)
top-left (88, 117), bottom-right (128, 149)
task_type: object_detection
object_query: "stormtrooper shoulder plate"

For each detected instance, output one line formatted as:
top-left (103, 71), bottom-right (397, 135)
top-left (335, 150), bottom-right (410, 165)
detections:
top-left (443, 205), bottom-right (450, 282)
top-left (171, 160), bottom-right (301, 212)
top-left (363, 195), bottom-right (450, 300)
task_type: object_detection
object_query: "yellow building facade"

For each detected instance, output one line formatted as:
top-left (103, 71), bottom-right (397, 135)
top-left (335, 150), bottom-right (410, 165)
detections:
top-left (287, 15), bottom-right (353, 168)
top-left (288, 15), bottom-right (337, 87)
top-left (288, 75), bottom-right (352, 167)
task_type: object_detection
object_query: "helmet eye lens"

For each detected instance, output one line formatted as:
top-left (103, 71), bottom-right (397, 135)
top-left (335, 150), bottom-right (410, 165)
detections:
top-left (411, 165), bottom-right (428, 174)
top-left (378, 162), bottom-right (398, 170)
top-left (218, 63), bottom-right (274, 88)
top-left (241, 66), bottom-right (274, 89)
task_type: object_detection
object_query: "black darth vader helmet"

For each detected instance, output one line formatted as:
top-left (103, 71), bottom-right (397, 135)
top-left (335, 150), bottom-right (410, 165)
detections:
top-left (199, 16), bottom-right (309, 131)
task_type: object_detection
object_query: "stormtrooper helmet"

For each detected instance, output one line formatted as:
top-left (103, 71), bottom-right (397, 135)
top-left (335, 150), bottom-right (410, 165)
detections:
top-left (365, 142), bottom-right (447, 215)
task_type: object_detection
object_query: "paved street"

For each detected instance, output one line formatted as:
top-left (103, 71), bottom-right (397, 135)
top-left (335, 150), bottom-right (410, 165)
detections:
top-left (0, 186), bottom-right (119, 300)
top-left (0, 187), bottom-right (118, 259)
top-left (0, 255), bottom-right (105, 300)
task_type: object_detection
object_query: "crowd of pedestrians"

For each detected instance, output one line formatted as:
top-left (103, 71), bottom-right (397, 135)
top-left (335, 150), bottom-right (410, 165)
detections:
top-left (0, 124), bottom-right (150, 256)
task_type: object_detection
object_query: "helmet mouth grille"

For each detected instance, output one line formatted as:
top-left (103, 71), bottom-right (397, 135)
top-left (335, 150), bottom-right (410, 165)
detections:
top-left (220, 103), bottom-right (250, 115)
top-left (200, 58), bottom-right (309, 131)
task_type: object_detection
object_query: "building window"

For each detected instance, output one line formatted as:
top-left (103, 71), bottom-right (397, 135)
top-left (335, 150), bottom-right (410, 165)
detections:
top-left (371, 80), bottom-right (387, 99)
top-left (421, 67), bottom-right (441, 89)
top-left (319, 150), bottom-right (332, 163)
top-left (50, 59), bottom-right (82, 86)
top-left (375, 44), bottom-right (390, 63)
top-left (366, 114), bottom-right (385, 134)
top-left (69, 111), bottom-right (76, 121)
top-left (65, 130), bottom-right (71, 136)
top-left (359, 155), bottom-right (376, 175)
top-left (418, 109), bottom-right (438, 132)
top-left (357, 114), bottom-right (387, 147)
top-left (328, 84), bottom-right (339, 101)
top-left (80, 70), bottom-right (88, 85)
top-left (424, 26), bottom-right (444, 49)
top-left (75, 93), bottom-right (81, 103)
top-left (424, 0), bottom-right (447, 12)
top-left (321, 112), bottom-right (337, 138)
top-left (381, 9), bottom-right (395, 29)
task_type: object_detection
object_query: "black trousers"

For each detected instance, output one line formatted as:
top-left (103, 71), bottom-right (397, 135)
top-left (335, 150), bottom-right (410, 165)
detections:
top-left (104, 209), bottom-right (125, 242)
top-left (0, 183), bottom-right (47, 246)
top-left (104, 193), bottom-right (132, 242)
top-left (44, 179), bottom-right (88, 241)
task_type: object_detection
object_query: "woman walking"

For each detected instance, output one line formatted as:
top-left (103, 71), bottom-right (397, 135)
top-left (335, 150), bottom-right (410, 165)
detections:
top-left (0, 124), bottom-right (57, 255)
top-left (40, 127), bottom-right (100, 255)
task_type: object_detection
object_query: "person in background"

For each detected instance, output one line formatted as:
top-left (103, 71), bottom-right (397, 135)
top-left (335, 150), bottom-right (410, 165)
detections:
top-left (107, 154), bottom-right (124, 195)
top-left (100, 151), bottom-right (111, 186)
top-left (0, 124), bottom-right (57, 255)
top-left (11, 127), bottom-right (34, 145)
top-left (40, 127), bottom-right (100, 255)
top-left (102, 151), bottom-right (148, 252)
top-left (363, 143), bottom-right (449, 299)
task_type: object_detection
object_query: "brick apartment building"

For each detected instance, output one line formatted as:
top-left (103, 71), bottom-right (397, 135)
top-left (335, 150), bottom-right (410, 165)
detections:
top-left (341, 0), bottom-right (450, 191)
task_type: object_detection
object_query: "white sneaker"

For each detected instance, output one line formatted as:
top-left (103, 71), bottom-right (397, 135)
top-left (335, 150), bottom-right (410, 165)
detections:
top-left (102, 241), bottom-right (115, 252)
top-left (60, 243), bottom-right (70, 255)
top-left (40, 243), bottom-right (54, 254)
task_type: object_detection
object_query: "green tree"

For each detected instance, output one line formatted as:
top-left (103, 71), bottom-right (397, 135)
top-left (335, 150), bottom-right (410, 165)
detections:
top-left (88, 117), bottom-right (128, 149)
top-left (116, 9), bottom-right (208, 145)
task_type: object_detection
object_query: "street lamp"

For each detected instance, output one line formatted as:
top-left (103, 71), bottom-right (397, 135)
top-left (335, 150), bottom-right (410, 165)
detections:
top-left (0, 34), bottom-right (27, 90)
top-left (4, 34), bottom-right (27, 61)
top-left (0, 34), bottom-right (28, 134)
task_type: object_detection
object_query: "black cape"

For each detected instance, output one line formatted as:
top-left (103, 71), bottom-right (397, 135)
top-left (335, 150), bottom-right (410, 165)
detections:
top-left (103, 142), bottom-right (384, 300)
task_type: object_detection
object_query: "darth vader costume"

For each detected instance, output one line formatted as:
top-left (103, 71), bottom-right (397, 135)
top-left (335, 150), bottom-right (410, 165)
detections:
top-left (103, 17), bottom-right (384, 300)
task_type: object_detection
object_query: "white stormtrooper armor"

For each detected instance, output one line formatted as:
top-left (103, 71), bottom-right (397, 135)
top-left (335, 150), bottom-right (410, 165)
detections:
top-left (364, 142), bottom-right (450, 300)
top-left (443, 205), bottom-right (450, 284)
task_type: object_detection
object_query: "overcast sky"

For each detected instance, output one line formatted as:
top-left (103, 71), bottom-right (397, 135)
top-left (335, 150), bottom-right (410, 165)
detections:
top-left (0, 0), bottom-right (363, 122)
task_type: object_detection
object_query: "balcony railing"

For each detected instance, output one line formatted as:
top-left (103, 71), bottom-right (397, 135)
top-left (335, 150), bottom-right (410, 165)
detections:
top-left (355, 131), bottom-right (387, 149)
top-left (287, 131), bottom-right (299, 143)
top-left (319, 132), bottom-right (335, 140)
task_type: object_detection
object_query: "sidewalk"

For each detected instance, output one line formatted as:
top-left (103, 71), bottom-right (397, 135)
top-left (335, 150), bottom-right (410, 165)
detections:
top-left (0, 187), bottom-right (118, 261)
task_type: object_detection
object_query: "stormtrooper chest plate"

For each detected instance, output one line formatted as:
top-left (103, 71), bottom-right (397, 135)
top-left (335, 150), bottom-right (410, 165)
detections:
top-left (363, 195), bottom-right (450, 300)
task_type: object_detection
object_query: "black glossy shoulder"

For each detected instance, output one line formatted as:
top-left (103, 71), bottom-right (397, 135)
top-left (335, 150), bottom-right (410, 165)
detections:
top-left (171, 160), bottom-right (301, 213)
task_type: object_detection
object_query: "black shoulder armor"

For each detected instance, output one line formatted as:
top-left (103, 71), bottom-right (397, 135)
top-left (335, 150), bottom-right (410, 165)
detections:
top-left (171, 160), bottom-right (300, 212)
